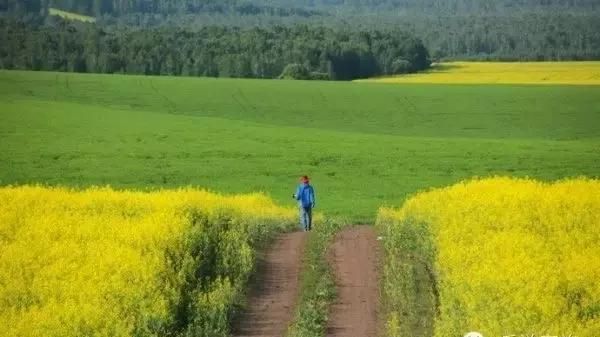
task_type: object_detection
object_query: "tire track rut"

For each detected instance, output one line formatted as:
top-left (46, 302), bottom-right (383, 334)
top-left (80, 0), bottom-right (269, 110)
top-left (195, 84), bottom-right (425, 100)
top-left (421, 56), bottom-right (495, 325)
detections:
top-left (232, 231), bottom-right (307, 337)
top-left (327, 226), bottom-right (381, 337)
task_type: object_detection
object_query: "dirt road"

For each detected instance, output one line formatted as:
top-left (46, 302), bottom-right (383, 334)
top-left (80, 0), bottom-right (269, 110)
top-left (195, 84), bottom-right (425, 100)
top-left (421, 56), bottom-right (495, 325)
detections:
top-left (231, 231), bottom-right (307, 337)
top-left (326, 226), bottom-right (381, 337)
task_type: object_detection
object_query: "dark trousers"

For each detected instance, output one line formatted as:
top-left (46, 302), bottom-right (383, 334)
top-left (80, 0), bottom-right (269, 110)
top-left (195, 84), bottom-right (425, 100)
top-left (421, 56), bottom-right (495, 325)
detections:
top-left (300, 206), bottom-right (312, 231)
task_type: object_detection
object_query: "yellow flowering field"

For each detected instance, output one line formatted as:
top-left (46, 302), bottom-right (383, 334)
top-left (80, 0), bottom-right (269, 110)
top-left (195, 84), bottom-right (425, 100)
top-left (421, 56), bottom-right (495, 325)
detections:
top-left (0, 186), bottom-right (295, 337)
top-left (362, 61), bottom-right (600, 85)
top-left (376, 177), bottom-right (600, 337)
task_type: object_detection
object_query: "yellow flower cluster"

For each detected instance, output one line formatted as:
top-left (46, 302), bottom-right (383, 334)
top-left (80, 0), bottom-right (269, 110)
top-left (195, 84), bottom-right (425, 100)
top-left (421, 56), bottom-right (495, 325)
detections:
top-left (361, 61), bottom-right (600, 85)
top-left (0, 186), bottom-right (295, 337)
top-left (377, 177), bottom-right (600, 337)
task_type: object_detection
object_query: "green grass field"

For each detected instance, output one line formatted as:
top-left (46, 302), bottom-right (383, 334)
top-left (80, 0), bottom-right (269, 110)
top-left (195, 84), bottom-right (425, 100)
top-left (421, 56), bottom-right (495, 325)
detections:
top-left (1, 70), bottom-right (599, 221)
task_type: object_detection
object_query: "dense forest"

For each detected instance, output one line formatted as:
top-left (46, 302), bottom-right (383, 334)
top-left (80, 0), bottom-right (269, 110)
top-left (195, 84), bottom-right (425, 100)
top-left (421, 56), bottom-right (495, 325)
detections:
top-left (1, 0), bottom-right (599, 79)
top-left (251, 0), bottom-right (600, 13)
top-left (2, 0), bottom-right (598, 16)
top-left (0, 18), bottom-right (430, 80)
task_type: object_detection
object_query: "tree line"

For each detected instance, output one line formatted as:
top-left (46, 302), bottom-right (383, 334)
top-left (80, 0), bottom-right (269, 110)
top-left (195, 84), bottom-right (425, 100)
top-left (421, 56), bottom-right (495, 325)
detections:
top-left (361, 13), bottom-right (600, 61)
top-left (2, 0), bottom-right (599, 65)
top-left (256, 0), bottom-right (600, 13)
top-left (0, 0), bottom-right (326, 17)
top-left (0, 17), bottom-right (430, 80)
top-left (91, 11), bottom-right (600, 61)
top-left (3, 0), bottom-right (598, 16)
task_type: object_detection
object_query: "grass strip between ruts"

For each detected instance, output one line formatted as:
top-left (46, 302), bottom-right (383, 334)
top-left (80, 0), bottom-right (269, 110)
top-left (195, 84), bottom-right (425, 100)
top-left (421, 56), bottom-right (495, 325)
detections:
top-left (286, 219), bottom-right (345, 337)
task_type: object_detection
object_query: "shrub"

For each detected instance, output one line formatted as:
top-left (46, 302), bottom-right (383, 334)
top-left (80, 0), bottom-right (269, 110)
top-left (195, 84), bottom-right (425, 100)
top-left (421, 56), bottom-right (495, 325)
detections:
top-left (309, 72), bottom-right (330, 81)
top-left (391, 59), bottom-right (412, 74)
top-left (279, 63), bottom-right (310, 80)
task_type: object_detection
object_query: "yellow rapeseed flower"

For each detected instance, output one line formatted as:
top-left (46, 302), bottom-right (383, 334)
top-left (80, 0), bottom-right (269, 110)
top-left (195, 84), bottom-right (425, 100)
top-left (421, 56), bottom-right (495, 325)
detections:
top-left (377, 177), bottom-right (600, 337)
top-left (0, 186), bottom-right (296, 337)
top-left (360, 62), bottom-right (600, 85)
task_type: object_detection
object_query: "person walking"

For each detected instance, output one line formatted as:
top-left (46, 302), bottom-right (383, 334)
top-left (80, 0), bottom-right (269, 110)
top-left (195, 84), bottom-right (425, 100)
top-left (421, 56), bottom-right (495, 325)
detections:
top-left (293, 175), bottom-right (316, 231)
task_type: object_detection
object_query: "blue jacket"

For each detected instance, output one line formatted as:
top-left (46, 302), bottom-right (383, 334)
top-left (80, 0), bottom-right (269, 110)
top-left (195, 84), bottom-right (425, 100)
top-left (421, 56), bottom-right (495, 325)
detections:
top-left (295, 183), bottom-right (315, 208)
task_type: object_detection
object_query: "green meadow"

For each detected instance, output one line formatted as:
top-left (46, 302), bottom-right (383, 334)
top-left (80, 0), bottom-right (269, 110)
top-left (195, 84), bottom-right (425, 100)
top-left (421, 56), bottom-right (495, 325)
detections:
top-left (1, 70), bottom-right (599, 221)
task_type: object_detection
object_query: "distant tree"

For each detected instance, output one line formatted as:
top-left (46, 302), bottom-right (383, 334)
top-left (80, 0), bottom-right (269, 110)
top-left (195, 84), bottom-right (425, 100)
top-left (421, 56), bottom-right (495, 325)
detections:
top-left (279, 63), bottom-right (310, 80)
top-left (391, 59), bottom-right (411, 74)
top-left (93, 0), bottom-right (112, 16)
top-left (309, 72), bottom-right (330, 80)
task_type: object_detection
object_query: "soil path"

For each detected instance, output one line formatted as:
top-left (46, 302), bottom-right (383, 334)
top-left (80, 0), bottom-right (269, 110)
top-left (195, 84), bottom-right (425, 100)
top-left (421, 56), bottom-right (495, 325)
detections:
top-left (327, 226), bottom-right (381, 337)
top-left (232, 231), bottom-right (307, 337)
